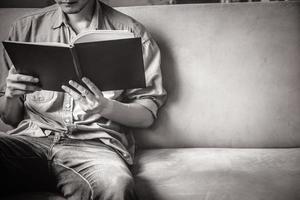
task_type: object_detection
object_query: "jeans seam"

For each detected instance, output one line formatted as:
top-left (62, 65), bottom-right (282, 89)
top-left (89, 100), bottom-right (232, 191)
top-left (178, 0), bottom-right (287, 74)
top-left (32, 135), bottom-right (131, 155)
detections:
top-left (54, 161), bottom-right (94, 200)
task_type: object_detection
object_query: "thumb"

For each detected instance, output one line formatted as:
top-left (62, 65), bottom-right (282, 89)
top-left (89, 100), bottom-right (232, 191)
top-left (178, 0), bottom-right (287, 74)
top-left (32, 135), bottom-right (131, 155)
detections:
top-left (9, 65), bottom-right (17, 74)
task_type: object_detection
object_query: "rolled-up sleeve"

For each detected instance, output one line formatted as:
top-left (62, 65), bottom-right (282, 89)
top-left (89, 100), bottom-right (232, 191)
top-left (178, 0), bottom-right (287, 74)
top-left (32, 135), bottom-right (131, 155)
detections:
top-left (124, 37), bottom-right (167, 118)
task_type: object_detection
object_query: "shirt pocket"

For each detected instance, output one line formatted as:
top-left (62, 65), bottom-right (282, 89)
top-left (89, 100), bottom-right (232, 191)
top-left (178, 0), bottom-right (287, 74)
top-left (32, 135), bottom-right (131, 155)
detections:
top-left (26, 90), bottom-right (55, 103)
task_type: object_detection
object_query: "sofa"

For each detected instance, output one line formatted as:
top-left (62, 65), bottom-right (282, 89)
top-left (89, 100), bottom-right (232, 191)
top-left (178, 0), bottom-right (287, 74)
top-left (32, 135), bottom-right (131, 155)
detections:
top-left (0, 2), bottom-right (300, 200)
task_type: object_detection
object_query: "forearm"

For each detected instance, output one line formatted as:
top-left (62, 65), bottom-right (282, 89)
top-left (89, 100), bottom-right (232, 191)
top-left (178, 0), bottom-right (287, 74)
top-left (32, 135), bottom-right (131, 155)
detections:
top-left (101, 99), bottom-right (154, 128)
top-left (62, 79), bottom-right (156, 128)
top-left (0, 95), bottom-right (24, 127)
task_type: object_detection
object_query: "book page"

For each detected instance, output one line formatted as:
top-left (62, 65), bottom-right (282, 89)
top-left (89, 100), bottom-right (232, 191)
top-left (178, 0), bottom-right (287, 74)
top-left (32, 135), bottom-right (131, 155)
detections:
top-left (72, 30), bottom-right (135, 44)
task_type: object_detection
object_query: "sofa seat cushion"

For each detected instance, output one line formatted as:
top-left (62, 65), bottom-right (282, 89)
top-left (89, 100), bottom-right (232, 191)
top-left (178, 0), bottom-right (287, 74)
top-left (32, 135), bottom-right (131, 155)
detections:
top-left (133, 148), bottom-right (300, 200)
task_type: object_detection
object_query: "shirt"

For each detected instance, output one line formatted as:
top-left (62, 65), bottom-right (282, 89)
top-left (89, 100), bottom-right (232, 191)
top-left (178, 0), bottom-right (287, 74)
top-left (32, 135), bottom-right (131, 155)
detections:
top-left (0, 0), bottom-right (167, 165)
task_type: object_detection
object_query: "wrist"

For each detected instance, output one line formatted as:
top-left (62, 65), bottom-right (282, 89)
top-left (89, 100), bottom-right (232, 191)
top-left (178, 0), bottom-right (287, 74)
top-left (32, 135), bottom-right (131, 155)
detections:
top-left (98, 98), bottom-right (114, 116)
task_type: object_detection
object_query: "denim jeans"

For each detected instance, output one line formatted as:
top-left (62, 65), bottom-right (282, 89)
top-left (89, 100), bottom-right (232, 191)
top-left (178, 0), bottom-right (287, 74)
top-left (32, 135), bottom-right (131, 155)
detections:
top-left (0, 132), bottom-right (138, 200)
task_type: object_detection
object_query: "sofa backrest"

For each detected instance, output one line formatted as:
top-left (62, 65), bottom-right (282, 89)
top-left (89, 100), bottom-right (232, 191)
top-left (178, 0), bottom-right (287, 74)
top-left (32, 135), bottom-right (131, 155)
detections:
top-left (0, 2), bottom-right (300, 148)
top-left (120, 2), bottom-right (300, 149)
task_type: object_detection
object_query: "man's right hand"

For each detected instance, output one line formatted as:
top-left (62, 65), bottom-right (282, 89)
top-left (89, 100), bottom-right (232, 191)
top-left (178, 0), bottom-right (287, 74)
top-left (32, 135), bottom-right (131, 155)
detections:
top-left (4, 67), bottom-right (41, 99)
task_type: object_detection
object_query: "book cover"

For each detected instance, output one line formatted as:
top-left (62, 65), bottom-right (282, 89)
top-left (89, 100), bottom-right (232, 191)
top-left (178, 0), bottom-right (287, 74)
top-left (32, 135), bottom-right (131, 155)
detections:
top-left (2, 30), bottom-right (146, 92)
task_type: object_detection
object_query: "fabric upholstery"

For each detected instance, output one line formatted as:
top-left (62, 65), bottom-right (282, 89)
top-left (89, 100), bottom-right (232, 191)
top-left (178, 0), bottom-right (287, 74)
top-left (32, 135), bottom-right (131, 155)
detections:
top-left (119, 2), bottom-right (300, 148)
top-left (1, 3), bottom-right (300, 149)
top-left (133, 148), bottom-right (300, 200)
top-left (3, 148), bottom-right (300, 200)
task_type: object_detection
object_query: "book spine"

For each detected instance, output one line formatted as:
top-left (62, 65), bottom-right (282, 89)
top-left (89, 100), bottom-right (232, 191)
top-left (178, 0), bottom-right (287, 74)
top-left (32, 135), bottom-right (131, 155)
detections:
top-left (70, 46), bottom-right (82, 79)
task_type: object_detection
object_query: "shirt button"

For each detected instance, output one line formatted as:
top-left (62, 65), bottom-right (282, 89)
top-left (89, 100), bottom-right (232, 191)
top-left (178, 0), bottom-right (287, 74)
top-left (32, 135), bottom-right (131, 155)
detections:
top-left (65, 104), bottom-right (71, 110)
top-left (64, 119), bottom-right (70, 123)
top-left (122, 152), bottom-right (129, 158)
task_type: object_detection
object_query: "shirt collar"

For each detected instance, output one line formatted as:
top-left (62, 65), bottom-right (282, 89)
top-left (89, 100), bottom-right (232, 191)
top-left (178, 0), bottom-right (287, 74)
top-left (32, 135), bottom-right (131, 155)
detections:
top-left (51, 0), bottom-right (103, 30)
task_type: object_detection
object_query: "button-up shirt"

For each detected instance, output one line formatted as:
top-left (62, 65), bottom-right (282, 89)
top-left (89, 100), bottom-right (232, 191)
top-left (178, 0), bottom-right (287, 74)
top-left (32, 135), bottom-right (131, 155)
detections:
top-left (1, 0), bottom-right (166, 164)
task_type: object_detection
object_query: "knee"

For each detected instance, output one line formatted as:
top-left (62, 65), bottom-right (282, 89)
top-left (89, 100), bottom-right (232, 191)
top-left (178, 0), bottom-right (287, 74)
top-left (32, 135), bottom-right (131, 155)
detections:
top-left (53, 163), bottom-right (93, 200)
top-left (108, 173), bottom-right (135, 191)
top-left (94, 173), bottom-right (136, 200)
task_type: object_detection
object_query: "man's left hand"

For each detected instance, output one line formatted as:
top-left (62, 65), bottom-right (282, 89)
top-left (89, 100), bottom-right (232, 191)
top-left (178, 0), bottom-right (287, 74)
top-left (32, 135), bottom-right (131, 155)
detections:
top-left (61, 77), bottom-right (109, 115)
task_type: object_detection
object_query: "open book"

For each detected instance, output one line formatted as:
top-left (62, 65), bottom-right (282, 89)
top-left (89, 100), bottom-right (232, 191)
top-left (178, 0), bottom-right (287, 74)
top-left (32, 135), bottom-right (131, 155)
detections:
top-left (2, 30), bottom-right (146, 91)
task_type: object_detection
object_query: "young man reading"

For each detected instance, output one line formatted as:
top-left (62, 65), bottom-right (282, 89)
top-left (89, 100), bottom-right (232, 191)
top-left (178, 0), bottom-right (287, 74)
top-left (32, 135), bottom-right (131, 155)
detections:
top-left (0, 0), bottom-right (166, 199)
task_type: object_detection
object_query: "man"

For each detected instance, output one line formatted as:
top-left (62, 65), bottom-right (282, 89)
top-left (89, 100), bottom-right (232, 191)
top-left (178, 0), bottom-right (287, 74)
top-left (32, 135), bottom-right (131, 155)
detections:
top-left (0, 0), bottom-right (166, 199)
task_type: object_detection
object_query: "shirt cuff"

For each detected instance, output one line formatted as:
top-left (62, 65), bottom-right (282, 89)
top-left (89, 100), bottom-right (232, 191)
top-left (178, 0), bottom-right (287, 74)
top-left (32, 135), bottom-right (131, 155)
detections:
top-left (132, 98), bottom-right (158, 118)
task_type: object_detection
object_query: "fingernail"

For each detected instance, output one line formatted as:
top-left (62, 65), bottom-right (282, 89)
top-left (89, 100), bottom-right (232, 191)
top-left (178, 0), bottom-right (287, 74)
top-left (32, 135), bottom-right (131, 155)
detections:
top-left (69, 80), bottom-right (73, 84)
top-left (33, 78), bottom-right (39, 82)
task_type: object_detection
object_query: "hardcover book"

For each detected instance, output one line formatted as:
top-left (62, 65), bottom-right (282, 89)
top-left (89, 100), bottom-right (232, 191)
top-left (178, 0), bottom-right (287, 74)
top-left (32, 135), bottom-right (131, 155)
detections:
top-left (2, 30), bottom-right (146, 91)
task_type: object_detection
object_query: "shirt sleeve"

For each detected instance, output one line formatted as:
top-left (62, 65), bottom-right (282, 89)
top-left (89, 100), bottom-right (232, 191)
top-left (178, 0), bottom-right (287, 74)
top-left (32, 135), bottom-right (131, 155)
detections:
top-left (0, 24), bottom-right (16, 96)
top-left (123, 37), bottom-right (167, 118)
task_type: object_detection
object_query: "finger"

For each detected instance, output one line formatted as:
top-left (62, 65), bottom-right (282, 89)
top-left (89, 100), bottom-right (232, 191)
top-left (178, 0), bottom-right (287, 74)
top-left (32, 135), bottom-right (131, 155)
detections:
top-left (5, 90), bottom-right (25, 98)
top-left (8, 66), bottom-right (39, 83)
top-left (5, 83), bottom-right (39, 98)
top-left (82, 77), bottom-right (102, 97)
top-left (68, 80), bottom-right (94, 99)
top-left (10, 89), bottom-right (35, 96)
top-left (8, 82), bottom-right (41, 92)
top-left (7, 74), bottom-right (39, 83)
top-left (61, 85), bottom-right (83, 101)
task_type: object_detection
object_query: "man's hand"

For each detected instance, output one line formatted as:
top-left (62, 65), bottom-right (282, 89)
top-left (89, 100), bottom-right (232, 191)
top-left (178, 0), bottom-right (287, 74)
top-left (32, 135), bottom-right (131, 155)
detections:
top-left (5, 67), bottom-right (41, 99)
top-left (62, 77), bottom-right (154, 128)
top-left (62, 77), bottom-right (110, 115)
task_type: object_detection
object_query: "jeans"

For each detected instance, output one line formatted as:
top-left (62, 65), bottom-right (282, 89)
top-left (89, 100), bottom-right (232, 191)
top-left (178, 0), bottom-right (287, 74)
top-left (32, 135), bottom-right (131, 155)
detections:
top-left (0, 132), bottom-right (138, 200)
